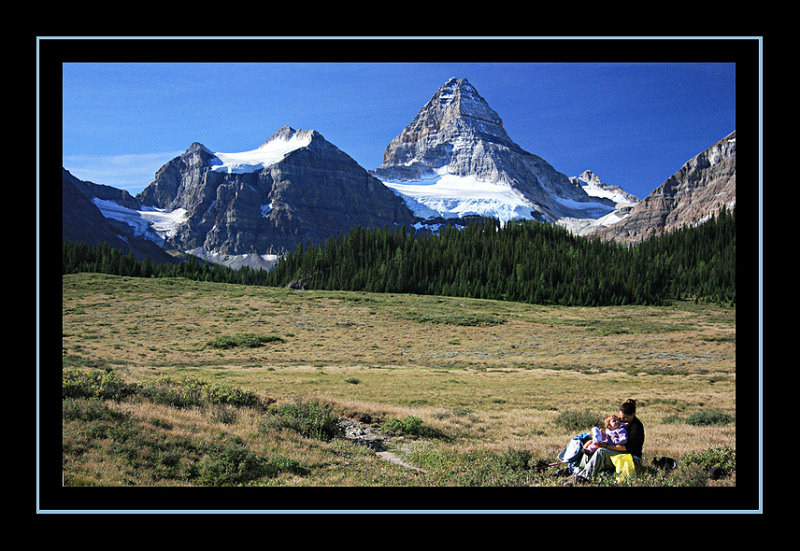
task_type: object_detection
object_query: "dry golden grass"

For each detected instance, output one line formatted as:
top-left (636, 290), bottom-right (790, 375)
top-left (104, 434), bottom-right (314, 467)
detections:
top-left (62, 273), bottom-right (736, 473)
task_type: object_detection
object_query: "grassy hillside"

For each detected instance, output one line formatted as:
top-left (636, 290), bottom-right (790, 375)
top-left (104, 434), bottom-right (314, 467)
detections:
top-left (60, 273), bottom-right (737, 490)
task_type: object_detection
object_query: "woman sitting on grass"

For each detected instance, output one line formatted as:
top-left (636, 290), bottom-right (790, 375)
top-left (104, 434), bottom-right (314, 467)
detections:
top-left (571, 399), bottom-right (644, 483)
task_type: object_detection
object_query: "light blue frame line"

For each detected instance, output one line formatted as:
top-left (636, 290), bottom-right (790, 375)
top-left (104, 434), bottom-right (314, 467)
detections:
top-left (36, 36), bottom-right (42, 515)
top-left (758, 35), bottom-right (764, 514)
top-left (37, 34), bottom-right (762, 515)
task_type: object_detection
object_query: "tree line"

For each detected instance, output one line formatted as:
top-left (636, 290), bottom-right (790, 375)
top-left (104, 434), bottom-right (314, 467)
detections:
top-left (62, 241), bottom-right (274, 287)
top-left (62, 206), bottom-right (735, 307)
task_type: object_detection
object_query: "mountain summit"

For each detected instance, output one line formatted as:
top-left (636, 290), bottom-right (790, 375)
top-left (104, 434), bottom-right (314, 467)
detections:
top-left (372, 78), bottom-right (617, 225)
top-left (375, 78), bottom-right (517, 178)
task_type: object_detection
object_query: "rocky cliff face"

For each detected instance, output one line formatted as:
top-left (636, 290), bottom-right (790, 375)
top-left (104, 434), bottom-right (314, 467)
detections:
top-left (591, 131), bottom-right (736, 244)
top-left (372, 78), bottom-right (616, 223)
top-left (62, 169), bottom-right (177, 263)
top-left (137, 127), bottom-right (417, 257)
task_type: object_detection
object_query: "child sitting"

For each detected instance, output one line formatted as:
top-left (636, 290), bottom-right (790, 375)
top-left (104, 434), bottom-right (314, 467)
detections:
top-left (584, 414), bottom-right (628, 454)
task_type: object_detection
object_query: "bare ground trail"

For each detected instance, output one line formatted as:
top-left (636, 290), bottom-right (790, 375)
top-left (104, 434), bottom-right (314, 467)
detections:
top-left (340, 417), bottom-right (428, 473)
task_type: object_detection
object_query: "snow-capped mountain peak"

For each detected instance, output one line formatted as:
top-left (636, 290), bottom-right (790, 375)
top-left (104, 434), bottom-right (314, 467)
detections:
top-left (372, 78), bottom-right (621, 227)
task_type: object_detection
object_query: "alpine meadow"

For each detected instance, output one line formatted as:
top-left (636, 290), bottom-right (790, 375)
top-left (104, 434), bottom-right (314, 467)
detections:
top-left (60, 207), bottom-right (737, 492)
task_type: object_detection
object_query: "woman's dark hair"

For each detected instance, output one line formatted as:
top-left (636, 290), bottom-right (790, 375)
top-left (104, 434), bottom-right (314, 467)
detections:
top-left (619, 399), bottom-right (637, 415)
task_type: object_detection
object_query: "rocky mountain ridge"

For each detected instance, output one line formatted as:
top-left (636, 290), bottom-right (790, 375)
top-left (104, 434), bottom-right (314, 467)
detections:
top-left (101, 127), bottom-right (417, 268)
top-left (63, 78), bottom-right (735, 269)
top-left (591, 131), bottom-right (736, 244)
top-left (62, 169), bottom-right (177, 264)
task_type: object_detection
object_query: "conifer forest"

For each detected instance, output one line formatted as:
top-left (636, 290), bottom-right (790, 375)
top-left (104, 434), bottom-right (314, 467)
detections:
top-left (62, 206), bottom-right (736, 307)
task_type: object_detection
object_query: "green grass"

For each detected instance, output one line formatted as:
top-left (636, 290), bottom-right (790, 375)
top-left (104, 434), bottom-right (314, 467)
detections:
top-left (205, 333), bottom-right (285, 349)
top-left (395, 310), bottom-right (506, 327)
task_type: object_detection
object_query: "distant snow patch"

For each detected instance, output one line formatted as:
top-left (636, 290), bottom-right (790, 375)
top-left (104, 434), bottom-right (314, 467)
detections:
top-left (209, 133), bottom-right (312, 174)
top-left (92, 198), bottom-right (187, 244)
top-left (186, 247), bottom-right (281, 271)
top-left (553, 196), bottom-right (616, 216)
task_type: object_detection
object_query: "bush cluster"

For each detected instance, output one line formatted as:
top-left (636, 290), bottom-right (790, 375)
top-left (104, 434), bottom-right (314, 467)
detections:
top-left (205, 333), bottom-right (285, 350)
top-left (197, 435), bottom-right (305, 486)
top-left (554, 409), bottom-right (603, 433)
top-left (662, 408), bottom-right (733, 426)
top-left (399, 311), bottom-right (505, 327)
top-left (62, 371), bottom-right (308, 486)
top-left (141, 376), bottom-right (270, 410)
top-left (381, 416), bottom-right (446, 439)
top-left (63, 368), bottom-right (136, 401)
top-left (63, 369), bottom-right (271, 411)
top-left (261, 399), bottom-right (343, 441)
top-left (681, 445), bottom-right (736, 472)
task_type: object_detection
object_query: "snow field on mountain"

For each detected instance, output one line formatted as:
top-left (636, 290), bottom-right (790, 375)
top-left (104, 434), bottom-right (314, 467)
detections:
top-left (209, 132), bottom-right (313, 174)
top-left (381, 168), bottom-right (536, 225)
top-left (92, 199), bottom-right (187, 243)
top-left (580, 183), bottom-right (632, 205)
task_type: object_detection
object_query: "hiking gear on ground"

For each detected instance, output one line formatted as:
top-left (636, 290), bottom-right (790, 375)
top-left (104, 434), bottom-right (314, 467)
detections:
top-left (610, 453), bottom-right (636, 482)
top-left (709, 466), bottom-right (726, 480)
top-left (653, 456), bottom-right (679, 471)
top-left (557, 432), bottom-right (591, 464)
top-left (535, 460), bottom-right (568, 472)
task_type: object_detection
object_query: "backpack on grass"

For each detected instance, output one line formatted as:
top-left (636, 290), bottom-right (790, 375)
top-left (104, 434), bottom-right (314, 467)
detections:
top-left (556, 432), bottom-right (591, 471)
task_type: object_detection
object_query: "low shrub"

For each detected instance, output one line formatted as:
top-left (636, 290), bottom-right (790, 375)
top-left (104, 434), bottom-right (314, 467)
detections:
top-left (63, 397), bottom-right (127, 422)
top-left (210, 405), bottom-right (237, 425)
top-left (383, 415), bottom-right (425, 436)
top-left (63, 370), bottom-right (271, 412)
top-left (196, 436), bottom-right (307, 485)
top-left (555, 409), bottom-right (603, 432)
top-left (681, 445), bottom-right (736, 472)
top-left (383, 416), bottom-right (449, 439)
top-left (206, 333), bottom-right (285, 350)
top-left (408, 447), bottom-right (538, 486)
top-left (197, 436), bottom-right (273, 486)
top-left (139, 376), bottom-right (269, 410)
top-left (62, 368), bottom-right (136, 401)
top-left (661, 409), bottom-right (733, 426)
top-left (398, 311), bottom-right (506, 327)
top-left (262, 399), bottom-right (343, 441)
top-left (499, 447), bottom-right (535, 471)
top-left (685, 409), bottom-right (733, 426)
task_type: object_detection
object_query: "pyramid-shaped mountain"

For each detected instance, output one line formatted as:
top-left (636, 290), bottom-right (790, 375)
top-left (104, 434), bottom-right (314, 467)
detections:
top-left (372, 78), bottom-right (616, 225)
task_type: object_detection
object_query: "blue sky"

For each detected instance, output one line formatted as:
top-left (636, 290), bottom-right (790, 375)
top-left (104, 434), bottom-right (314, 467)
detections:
top-left (62, 61), bottom-right (735, 201)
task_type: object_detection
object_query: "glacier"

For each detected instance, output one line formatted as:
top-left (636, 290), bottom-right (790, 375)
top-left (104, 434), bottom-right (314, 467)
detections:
top-left (92, 198), bottom-right (187, 245)
top-left (380, 167), bottom-right (537, 226)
